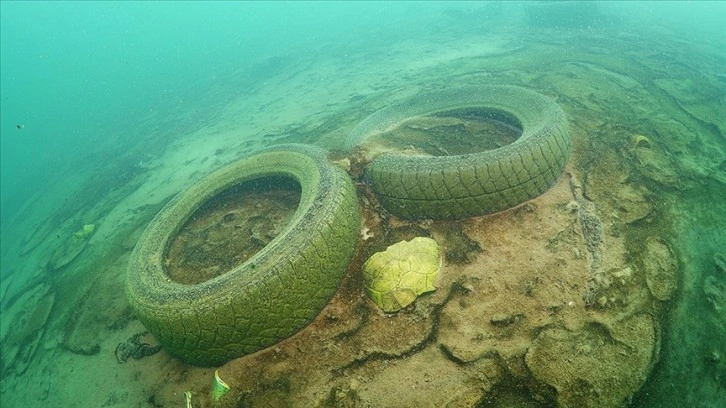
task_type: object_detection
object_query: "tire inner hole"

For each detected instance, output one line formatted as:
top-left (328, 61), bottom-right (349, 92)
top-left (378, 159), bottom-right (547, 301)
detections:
top-left (165, 176), bottom-right (301, 285)
top-left (368, 107), bottom-right (523, 156)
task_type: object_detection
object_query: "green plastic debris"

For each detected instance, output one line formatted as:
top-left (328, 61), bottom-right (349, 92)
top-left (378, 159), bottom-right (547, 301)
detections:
top-left (184, 391), bottom-right (193, 408)
top-left (72, 223), bottom-right (95, 242)
top-left (363, 237), bottom-right (442, 312)
top-left (212, 369), bottom-right (230, 401)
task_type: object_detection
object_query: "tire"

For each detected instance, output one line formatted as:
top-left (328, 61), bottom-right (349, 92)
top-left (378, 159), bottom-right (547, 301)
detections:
top-left (347, 85), bottom-right (571, 220)
top-left (126, 144), bottom-right (361, 366)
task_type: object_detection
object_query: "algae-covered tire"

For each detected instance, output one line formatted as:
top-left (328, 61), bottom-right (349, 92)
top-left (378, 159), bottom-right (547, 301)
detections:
top-left (348, 85), bottom-right (570, 220)
top-left (126, 144), bottom-right (361, 366)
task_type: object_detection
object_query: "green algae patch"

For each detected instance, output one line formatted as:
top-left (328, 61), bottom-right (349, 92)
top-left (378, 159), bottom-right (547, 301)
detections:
top-left (363, 237), bottom-right (442, 313)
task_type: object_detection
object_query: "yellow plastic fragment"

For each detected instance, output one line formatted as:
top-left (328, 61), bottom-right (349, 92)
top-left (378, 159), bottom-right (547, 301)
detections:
top-left (363, 237), bottom-right (442, 312)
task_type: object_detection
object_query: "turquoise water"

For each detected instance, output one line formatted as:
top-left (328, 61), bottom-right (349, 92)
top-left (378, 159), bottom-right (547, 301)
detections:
top-left (1, 2), bottom-right (725, 407)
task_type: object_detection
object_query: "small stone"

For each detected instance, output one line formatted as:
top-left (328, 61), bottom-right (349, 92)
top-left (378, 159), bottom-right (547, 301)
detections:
top-left (361, 227), bottom-right (374, 240)
top-left (565, 201), bottom-right (580, 213)
top-left (704, 275), bottom-right (725, 312)
top-left (490, 313), bottom-right (523, 327)
top-left (715, 253), bottom-right (726, 273)
top-left (612, 267), bottom-right (633, 283)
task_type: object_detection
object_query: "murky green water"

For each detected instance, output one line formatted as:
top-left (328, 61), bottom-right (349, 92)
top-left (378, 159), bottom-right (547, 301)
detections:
top-left (1, 2), bottom-right (724, 407)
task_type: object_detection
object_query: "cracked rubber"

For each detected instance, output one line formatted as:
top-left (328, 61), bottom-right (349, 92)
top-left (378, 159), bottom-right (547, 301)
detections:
top-left (126, 144), bottom-right (361, 366)
top-left (347, 85), bottom-right (571, 220)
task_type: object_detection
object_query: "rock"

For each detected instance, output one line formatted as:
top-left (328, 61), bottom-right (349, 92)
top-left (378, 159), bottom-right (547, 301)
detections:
top-left (49, 233), bottom-right (90, 270)
top-left (703, 275), bottom-right (725, 312)
top-left (703, 253), bottom-right (726, 313)
top-left (633, 145), bottom-right (681, 188)
top-left (715, 253), bottom-right (726, 273)
top-left (121, 223), bottom-right (147, 250)
top-left (643, 237), bottom-right (679, 301)
top-left (525, 314), bottom-right (656, 408)
top-left (62, 278), bottom-right (132, 357)
top-left (20, 220), bottom-right (54, 255)
top-left (490, 313), bottom-right (524, 327)
top-left (0, 283), bottom-right (55, 376)
top-left (439, 224), bottom-right (482, 265)
top-left (614, 183), bottom-right (654, 224)
top-left (438, 294), bottom-right (530, 364)
top-left (570, 173), bottom-right (604, 271)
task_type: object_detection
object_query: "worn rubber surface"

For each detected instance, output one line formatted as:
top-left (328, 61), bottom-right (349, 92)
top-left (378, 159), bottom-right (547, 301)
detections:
top-left (126, 144), bottom-right (361, 366)
top-left (348, 85), bottom-right (570, 220)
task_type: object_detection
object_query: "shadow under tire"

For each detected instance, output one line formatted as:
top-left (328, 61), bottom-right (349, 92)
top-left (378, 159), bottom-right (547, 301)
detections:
top-left (348, 85), bottom-right (571, 220)
top-left (126, 144), bottom-right (361, 366)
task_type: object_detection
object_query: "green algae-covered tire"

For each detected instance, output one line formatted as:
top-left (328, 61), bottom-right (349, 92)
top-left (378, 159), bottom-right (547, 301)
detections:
top-left (347, 85), bottom-right (570, 220)
top-left (126, 144), bottom-right (361, 366)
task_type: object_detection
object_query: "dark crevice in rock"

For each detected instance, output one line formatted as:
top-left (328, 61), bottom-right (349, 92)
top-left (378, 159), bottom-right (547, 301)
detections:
top-left (333, 281), bottom-right (468, 375)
